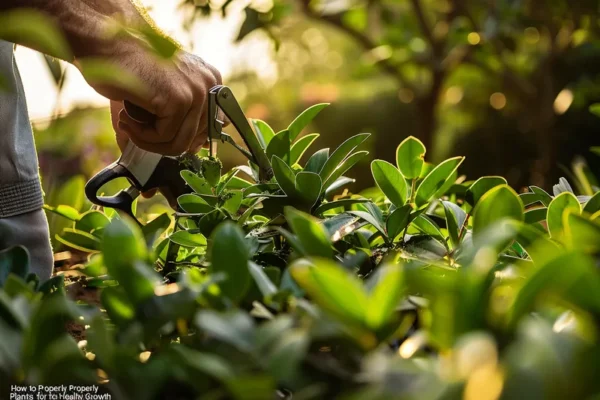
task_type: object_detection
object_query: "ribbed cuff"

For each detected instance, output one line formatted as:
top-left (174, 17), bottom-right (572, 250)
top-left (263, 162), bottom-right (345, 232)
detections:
top-left (0, 179), bottom-right (44, 218)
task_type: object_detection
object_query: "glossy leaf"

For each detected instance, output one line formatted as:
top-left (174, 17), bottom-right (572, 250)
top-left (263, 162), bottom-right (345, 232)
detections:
top-left (564, 211), bottom-right (600, 252)
top-left (221, 190), bottom-right (243, 216)
top-left (178, 194), bottom-right (214, 214)
top-left (290, 258), bottom-right (368, 326)
top-left (366, 265), bottom-right (404, 330)
top-left (348, 210), bottom-right (386, 237)
top-left (251, 119), bottom-right (275, 149)
top-left (442, 201), bottom-right (467, 248)
top-left (583, 191), bottom-right (600, 214)
top-left (56, 229), bottom-right (101, 252)
top-left (414, 157), bottom-right (464, 207)
top-left (75, 211), bottom-right (110, 234)
top-left (472, 185), bottom-right (524, 237)
top-left (396, 136), bottom-right (426, 179)
top-left (271, 155), bottom-right (299, 197)
top-left (320, 133), bottom-right (370, 182)
top-left (169, 231), bottom-right (208, 247)
top-left (314, 198), bottom-right (370, 215)
top-left (209, 222), bottom-right (251, 302)
top-left (466, 176), bottom-right (507, 207)
top-left (294, 172), bottom-right (322, 208)
top-left (248, 262), bottom-right (277, 297)
top-left (285, 207), bottom-right (332, 258)
top-left (547, 192), bottom-right (580, 239)
top-left (386, 204), bottom-right (412, 241)
top-left (287, 103), bottom-right (329, 141)
top-left (266, 130), bottom-right (291, 163)
top-left (529, 186), bottom-right (553, 207)
top-left (181, 170), bottom-right (212, 195)
top-left (371, 160), bottom-right (408, 207)
top-left (290, 133), bottom-right (319, 165)
top-left (524, 208), bottom-right (547, 225)
top-left (304, 148), bottom-right (330, 173)
top-left (322, 151), bottom-right (368, 189)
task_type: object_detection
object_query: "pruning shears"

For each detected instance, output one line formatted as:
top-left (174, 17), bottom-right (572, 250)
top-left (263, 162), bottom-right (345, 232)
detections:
top-left (85, 85), bottom-right (273, 222)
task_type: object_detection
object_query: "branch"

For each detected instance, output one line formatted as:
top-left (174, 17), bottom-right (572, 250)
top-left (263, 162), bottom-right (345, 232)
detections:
top-left (297, 0), bottom-right (416, 92)
top-left (409, 0), bottom-right (439, 55)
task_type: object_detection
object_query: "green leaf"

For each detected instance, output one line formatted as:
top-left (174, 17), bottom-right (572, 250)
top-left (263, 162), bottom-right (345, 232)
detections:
top-left (510, 251), bottom-right (600, 327)
top-left (78, 58), bottom-right (145, 98)
top-left (271, 155), bottom-right (299, 198)
top-left (252, 119), bottom-right (275, 149)
top-left (248, 262), bottom-right (277, 297)
top-left (529, 186), bottom-right (552, 207)
top-left (195, 310), bottom-right (255, 352)
top-left (237, 7), bottom-right (264, 42)
top-left (222, 190), bottom-right (243, 216)
top-left (102, 218), bottom-right (147, 268)
top-left (366, 265), bottom-right (404, 330)
top-left (590, 103), bottom-right (600, 117)
top-left (266, 130), bottom-right (291, 164)
top-left (43, 204), bottom-right (80, 221)
top-left (547, 192), bottom-right (580, 239)
top-left (442, 201), bottom-right (467, 248)
top-left (396, 136), bottom-right (426, 179)
top-left (466, 176), bottom-right (508, 207)
top-left (314, 198), bottom-right (370, 215)
top-left (290, 258), bottom-right (368, 326)
top-left (102, 219), bottom-right (158, 304)
top-left (320, 133), bottom-right (370, 182)
top-left (288, 103), bottom-right (329, 141)
top-left (199, 209), bottom-right (227, 237)
top-left (290, 133), bottom-right (319, 165)
top-left (371, 160), bottom-right (408, 207)
top-left (524, 208), bottom-right (547, 225)
top-left (141, 213), bottom-right (172, 245)
top-left (294, 172), bottom-right (322, 209)
top-left (414, 157), bottom-right (465, 207)
top-left (583, 191), bottom-right (600, 214)
top-left (412, 215), bottom-right (445, 242)
top-left (181, 170), bottom-right (212, 195)
top-left (285, 207), bottom-right (332, 258)
top-left (386, 205), bottom-right (412, 241)
top-left (169, 231), bottom-right (208, 247)
top-left (472, 185), bottom-right (524, 237)
top-left (322, 151), bottom-right (368, 189)
top-left (0, 9), bottom-right (72, 59)
top-left (178, 194), bottom-right (214, 214)
top-left (304, 148), bottom-right (330, 173)
top-left (56, 229), bottom-right (101, 252)
top-left (209, 222), bottom-right (251, 302)
top-left (75, 211), bottom-right (110, 234)
top-left (564, 211), bottom-right (600, 252)
top-left (348, 210), bottom-right (386, 237)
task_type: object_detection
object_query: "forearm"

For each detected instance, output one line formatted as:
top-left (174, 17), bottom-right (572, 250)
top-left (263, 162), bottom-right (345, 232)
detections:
top-left (0, 0), bottom-right (152, 60)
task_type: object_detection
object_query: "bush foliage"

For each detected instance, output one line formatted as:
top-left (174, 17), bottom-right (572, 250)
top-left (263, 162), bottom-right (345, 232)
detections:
top-left (2, 104), bottom-right (600, 400)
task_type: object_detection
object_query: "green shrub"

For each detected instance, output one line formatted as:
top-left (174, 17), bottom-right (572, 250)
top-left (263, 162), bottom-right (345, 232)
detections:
top-left (3, 106), bottom-right (600, 399)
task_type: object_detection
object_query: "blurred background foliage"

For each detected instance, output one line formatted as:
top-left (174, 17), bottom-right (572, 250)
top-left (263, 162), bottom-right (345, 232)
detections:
top-left (34, 0), bottom-right (600, 242)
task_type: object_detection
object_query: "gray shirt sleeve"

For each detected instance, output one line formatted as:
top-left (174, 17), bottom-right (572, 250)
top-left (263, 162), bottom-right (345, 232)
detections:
top-left (0, 40), bottom-right (44, 217)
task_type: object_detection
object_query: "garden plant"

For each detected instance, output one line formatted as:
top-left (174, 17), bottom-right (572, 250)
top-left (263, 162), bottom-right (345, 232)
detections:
top-left (1, 103), bottom-right (599, 400)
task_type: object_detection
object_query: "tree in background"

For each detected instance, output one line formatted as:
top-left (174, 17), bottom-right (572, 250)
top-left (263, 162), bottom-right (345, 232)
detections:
top-left (181, 0), bottom-right (600, 188)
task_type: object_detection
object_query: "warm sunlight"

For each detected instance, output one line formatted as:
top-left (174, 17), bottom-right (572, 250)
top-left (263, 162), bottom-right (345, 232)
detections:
top-left (16, 0), bottom-right (276, 120)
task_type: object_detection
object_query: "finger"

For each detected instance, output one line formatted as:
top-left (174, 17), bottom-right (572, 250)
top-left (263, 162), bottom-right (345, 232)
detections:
top-left (141, 189), bottom-right (158, 198)
top-left (189, 127), bottom-right (209, 153)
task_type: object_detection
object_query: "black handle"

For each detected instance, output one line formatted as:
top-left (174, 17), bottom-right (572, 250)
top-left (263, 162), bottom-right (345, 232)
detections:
top-left (85, 163), bottom-right (140, 221)
top-left (124, 100), bottom-right (156, 125)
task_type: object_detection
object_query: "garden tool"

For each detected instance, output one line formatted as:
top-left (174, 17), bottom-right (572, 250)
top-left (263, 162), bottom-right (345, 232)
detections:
top-left (85, 85), bottom-right (273, 222)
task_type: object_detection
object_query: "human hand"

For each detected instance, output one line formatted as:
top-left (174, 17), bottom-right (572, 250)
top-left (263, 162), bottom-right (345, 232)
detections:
top-left (89, 44), bottom-right (222, 156)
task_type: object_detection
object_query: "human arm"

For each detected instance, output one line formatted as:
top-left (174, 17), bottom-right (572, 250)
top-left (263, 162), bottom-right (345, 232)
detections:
top-left (0, 0), bottom-right (221, 155)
